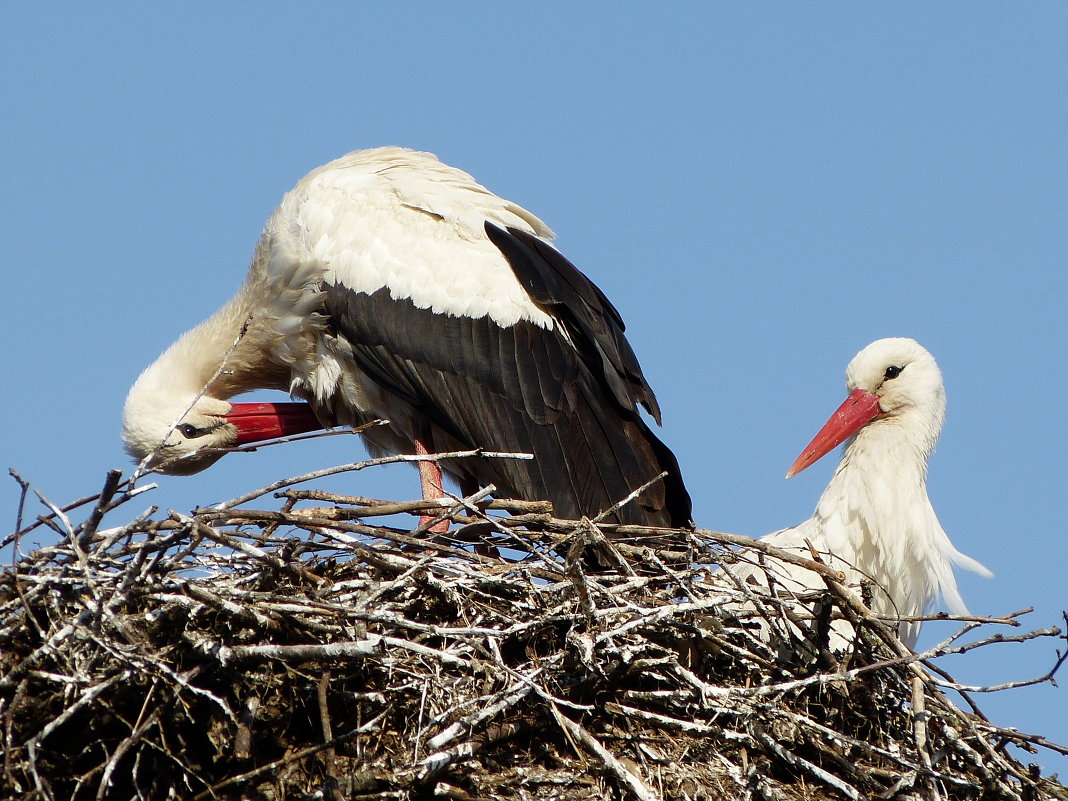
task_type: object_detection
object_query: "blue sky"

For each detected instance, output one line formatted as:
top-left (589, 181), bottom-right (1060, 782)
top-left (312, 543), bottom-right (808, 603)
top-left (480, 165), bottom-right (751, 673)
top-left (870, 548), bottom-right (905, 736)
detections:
top-left (3, 4), bottom-right (1066, 775)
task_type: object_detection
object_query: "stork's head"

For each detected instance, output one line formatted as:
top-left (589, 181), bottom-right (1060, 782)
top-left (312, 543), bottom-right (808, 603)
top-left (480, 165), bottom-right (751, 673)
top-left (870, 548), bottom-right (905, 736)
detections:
top-left (122, 371), bottom-right (321, 475)
top-left (788, 338), bottom-right (945, 477)
top-left (844, 338), bottom-right (945, 421)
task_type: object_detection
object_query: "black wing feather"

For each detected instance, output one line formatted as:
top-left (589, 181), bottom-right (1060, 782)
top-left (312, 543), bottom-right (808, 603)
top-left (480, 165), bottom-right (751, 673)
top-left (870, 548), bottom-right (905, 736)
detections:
top-left (484, 222), bottom-right (663, 423)
top-left (321, 231), bottom-right (692, 528)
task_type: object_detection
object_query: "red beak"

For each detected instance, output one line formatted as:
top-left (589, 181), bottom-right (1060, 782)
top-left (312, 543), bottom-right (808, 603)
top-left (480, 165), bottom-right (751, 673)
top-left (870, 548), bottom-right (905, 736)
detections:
top-left (224, 402), bottom-right (325, 445)
top-left (786, 388), bottom-right (883, 478)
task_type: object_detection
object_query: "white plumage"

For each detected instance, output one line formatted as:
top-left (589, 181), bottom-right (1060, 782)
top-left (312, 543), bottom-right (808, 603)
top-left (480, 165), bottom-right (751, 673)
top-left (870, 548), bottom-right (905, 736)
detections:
top-left (727, 338), bottom-right (991, 648)
top-left (286, 149), bottom-right (556, 327)
top-left (122, 147), bottom-right (692, 527)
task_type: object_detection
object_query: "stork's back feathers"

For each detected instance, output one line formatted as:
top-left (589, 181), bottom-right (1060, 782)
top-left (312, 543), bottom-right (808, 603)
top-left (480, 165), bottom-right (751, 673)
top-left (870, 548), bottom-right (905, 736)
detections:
top-left (123, 147), bottom-right (692, 527)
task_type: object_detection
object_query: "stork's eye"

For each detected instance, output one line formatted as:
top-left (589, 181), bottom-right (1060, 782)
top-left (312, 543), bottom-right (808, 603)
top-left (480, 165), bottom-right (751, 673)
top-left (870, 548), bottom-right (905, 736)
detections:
top-left (177, 423), bottom-right (212, 439)
top-left (884, 364), bottom-right (904, 380)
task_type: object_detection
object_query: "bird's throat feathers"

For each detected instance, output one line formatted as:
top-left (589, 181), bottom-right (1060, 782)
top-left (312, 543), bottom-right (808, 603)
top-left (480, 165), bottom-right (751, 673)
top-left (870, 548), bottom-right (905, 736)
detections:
top-left (822, 415), bottom-right (936, 523)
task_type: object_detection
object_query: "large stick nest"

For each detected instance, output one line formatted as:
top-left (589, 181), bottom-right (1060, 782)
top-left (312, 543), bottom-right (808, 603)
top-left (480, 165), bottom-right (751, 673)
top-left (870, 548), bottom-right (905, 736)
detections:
top-left (2, 457), bottom-right (1067, 801)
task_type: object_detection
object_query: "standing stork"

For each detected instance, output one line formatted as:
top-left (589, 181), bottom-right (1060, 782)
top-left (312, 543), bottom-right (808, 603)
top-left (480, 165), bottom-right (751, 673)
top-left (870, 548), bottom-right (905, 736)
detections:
top-left (122, 147), bottom-right (692, 528)
top-left (726, 338), bottom-right (990, 648)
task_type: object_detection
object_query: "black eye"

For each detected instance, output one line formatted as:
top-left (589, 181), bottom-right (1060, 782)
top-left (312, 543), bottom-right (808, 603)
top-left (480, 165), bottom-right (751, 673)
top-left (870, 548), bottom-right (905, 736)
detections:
top-left (884, 364), bottom-right (904, 380)
top-left (177, 423), bottom-right (209, 439)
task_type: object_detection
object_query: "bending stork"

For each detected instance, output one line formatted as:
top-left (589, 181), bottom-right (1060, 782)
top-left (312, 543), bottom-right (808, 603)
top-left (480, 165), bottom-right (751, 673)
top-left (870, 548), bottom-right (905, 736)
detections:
top-left (122, 147), bottom-right (692, 528)
top-left (729, 338), bottom-right (990, 648)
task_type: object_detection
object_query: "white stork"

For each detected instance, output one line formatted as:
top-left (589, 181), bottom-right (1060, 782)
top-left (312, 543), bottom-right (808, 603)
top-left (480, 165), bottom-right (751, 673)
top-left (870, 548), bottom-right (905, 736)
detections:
top-left (727, 338), bottom-right (990, 648)
top-left (122, 147), bottom-right (692, 528)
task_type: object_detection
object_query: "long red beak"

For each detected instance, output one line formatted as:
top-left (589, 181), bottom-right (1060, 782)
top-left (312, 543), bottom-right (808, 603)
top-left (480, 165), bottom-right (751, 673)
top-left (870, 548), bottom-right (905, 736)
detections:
top-left (225, 402), bottom-right (325, 445)
top-left (786, 388), bottom-right (883, 478)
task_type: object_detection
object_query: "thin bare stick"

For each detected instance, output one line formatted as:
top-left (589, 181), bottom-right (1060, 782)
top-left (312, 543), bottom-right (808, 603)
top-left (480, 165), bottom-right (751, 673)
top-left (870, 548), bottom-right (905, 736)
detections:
top-left (208, 449), bottom-right (532, 511)
top-left (132, 314), bottom-right (254, 483)
top-left (550, 705), bottom-right (661, 801)
top-left (218, 637), bottom-right (472, 668)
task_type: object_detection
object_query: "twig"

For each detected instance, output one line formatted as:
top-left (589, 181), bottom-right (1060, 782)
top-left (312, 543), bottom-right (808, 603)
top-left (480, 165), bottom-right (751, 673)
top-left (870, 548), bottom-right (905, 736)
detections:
top-left (754, 729), bottom-right (862, 801)
top-left (550, 705), bottom-right (661, 801)
top-left (132, 315), bottom-right (253, 483)
top-left (76, 470), bottom-right (124, 549)
top-left (317, 671), bottom-right (344, 801)
top-left (217, 637), bottom-right (472, 668)
top-left (592, 472), bottom-right (669, 525)
top-left (912, 675), bottom-right (942, 801)
top-left (209, 449), bottom-right (533, 511)
top-left (426, 683), bottom-right (533, 750)
top-left (7, 470), bottom-right (31, 552)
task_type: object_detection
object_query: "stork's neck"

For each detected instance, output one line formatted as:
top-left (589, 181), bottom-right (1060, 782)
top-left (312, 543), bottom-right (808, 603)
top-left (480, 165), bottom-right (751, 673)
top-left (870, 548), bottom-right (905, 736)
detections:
top-left (811, 404), bottom-right (944, 625)
top-left (821, 406), bottom-right (941, 522)
top-left (847, 405), bottom-right (936, 476)
top-left (134, 284), bottom-right (290, 403)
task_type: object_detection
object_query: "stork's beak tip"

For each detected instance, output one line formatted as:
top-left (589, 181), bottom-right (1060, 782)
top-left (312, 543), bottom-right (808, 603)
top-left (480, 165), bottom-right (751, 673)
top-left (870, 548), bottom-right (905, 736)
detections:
top-left (786, 388), bottom-right (883, 478)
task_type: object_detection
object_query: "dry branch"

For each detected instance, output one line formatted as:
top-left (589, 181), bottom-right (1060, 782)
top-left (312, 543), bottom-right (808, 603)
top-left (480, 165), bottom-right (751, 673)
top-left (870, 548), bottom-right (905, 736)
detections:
top-left (2, 460), bottom-right (1067, 801)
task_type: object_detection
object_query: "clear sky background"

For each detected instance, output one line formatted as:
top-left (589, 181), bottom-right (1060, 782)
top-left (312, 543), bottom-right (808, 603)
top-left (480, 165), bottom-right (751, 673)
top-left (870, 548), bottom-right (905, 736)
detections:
top-left (3, 3), bottom-right (1066, 775)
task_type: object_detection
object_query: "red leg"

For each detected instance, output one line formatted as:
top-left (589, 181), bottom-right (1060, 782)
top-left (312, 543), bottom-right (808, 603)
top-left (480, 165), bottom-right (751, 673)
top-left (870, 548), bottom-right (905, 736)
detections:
top-left (414, 434), bottom-right (449, 534)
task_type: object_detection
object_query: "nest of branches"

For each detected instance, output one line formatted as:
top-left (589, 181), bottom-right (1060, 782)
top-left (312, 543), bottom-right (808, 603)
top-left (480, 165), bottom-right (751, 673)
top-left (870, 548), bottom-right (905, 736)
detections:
top-left (2, 453), bottom-right (1067, 801)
